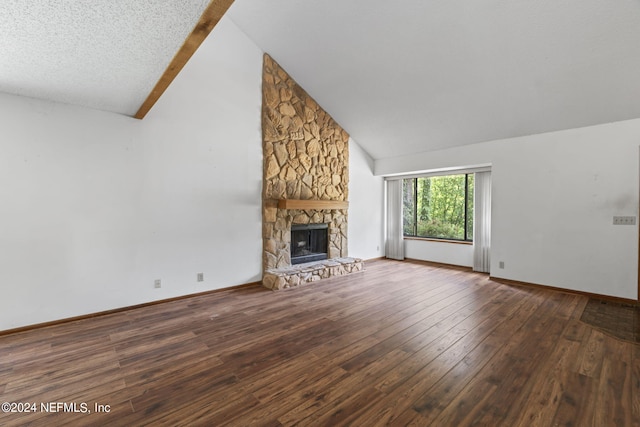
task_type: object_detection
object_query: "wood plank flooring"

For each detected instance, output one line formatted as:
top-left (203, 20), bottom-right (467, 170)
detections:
top-left (0, 259), bottom-right (637, 426)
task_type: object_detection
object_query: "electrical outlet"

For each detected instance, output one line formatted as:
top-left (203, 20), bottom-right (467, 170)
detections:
top-left (154, 279), bottom-right (161, 288)
top-left (499, 261), bottom-right (505, 269)
top-left (613, 216), bottom-right (636, 225)
top-left (197, 273), bottom-right (204, 282)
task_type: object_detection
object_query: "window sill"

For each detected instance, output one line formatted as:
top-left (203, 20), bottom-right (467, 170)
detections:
top-left (404, 237), bottom-right (473, 245)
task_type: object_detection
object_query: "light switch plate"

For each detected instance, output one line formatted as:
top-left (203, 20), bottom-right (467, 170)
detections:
top-left (613, 216), bottom-right (636, 225)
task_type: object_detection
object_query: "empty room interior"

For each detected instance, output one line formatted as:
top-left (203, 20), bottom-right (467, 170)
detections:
top-left (0, 1), bottom-right (639, 425)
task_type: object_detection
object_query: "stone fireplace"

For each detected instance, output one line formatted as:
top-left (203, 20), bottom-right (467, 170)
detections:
top-left (261, 54), bottom-right (362, 290)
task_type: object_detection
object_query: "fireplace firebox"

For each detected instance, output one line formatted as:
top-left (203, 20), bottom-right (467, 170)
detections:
top-left (291, 223), bottom-right (329, 265)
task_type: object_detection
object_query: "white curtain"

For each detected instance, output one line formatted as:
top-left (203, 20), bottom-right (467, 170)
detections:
top-left (385, 179), bottom-right (405, 260)
top-left (473, 171), bottom-right (492, 273)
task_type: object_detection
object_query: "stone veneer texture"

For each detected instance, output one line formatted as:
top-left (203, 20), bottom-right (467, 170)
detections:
top-left (262, 53), bottom-right (350, 275)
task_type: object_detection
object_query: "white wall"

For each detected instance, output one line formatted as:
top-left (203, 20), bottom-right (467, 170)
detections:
top-left (0, 17), bottom-right (389, 331)
top-left (348, 138), bottom-right (385, 260)
top-left (376, 119), bottom-right (640, 299)
top-left (404, 240), bottom-right (473, 267)
top-left (0, 17), bottom-right (264, 330)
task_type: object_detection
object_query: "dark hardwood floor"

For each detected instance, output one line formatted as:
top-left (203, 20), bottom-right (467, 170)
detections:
top-left (0, 259), bottom-right (638, 426)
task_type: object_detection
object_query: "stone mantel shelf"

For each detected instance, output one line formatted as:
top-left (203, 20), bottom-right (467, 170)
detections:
top-left (277, 199), bottom-right (349, 210)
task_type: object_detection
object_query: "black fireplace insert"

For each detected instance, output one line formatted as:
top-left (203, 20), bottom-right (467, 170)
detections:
top-left (291, 223), bottom-right (329, 265)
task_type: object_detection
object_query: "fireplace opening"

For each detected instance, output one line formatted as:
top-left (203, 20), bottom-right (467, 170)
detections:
top-left (291, 223), bottom-right (329, 265)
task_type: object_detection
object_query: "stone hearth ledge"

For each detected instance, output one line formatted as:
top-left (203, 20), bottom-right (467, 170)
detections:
top-left (262, 257), bottom-right (364, 290)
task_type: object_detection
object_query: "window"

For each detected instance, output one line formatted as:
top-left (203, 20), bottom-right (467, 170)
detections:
top-left (402, 173), bottom-right (474, 241)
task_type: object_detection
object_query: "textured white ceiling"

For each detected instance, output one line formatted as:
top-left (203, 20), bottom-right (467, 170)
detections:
top-left (228, 0), bottom-right (640, 159)
top-left (0, 0), bottom-right (210, 116)
top-left (2, 1), bottom-right (639, 160)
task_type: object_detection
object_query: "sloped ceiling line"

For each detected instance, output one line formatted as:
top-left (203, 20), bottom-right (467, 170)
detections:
top-left (2, 0), bottom-right (640, 160)
top-left (135, 0), bottom-right (235, 119)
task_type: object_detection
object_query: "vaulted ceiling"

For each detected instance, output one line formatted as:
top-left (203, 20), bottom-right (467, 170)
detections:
top-left (0, 1), bottom-right (218, 116)
top-left (3, 0), bottom-right (640, 160)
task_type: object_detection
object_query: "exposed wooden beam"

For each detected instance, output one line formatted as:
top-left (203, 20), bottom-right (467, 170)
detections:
top-left (134, 0), bottom-right (235, 119)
